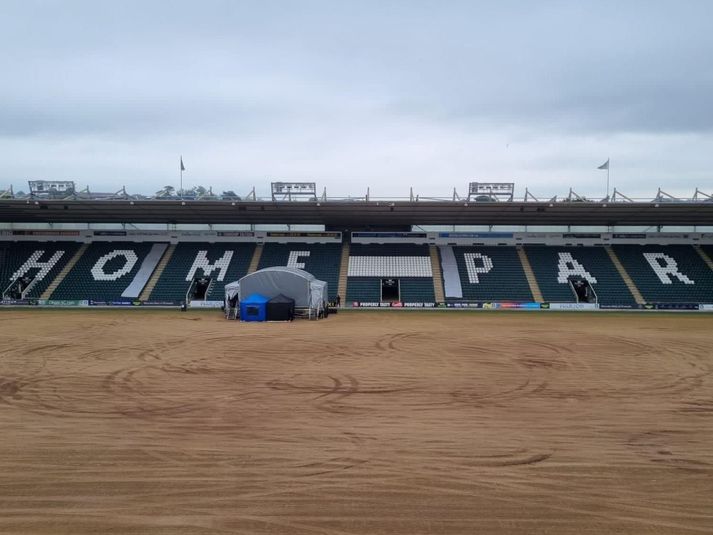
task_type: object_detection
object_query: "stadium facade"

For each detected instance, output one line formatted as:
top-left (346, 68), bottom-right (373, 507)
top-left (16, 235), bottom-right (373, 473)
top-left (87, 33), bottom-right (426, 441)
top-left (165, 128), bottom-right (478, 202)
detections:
top-left (2, 181), bottom-right (713, 311)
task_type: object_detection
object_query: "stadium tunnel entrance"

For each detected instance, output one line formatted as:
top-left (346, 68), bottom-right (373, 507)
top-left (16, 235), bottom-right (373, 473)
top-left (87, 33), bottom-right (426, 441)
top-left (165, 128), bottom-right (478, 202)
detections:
top-left (569, 277), bottom-right (597, 303)
top-left (381, 278), bottom-right (400, 303)
top-left (3, 274), bottom-right (37, 300)
top-left (187, 276), bottom-right (212, 303)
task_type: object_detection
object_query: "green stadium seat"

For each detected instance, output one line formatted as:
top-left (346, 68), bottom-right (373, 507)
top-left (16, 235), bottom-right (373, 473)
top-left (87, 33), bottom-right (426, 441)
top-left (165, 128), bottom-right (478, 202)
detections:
top-left (613, 245), bottom-right (713, 303)
top-left (346, 244), bottom-right (435, 303)
top-left (449, 246), bottom-right (532, 301)
top-left (526, 246), bottom-right (636, 306)
top-left (52, 242), bottom-right (158, 302)
top-left (0, 241), bottom-right (81, 299)
top-left (149, 243), bottom-right (255, 302)
top-left (257, 243), bottom-right (341, 300)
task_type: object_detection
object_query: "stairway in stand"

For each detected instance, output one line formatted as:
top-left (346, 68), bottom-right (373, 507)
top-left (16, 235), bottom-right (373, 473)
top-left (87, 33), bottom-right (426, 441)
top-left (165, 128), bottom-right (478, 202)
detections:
top-left (429, 245), bottom-right (445, 302)
top-left (337, 241), bottom-right (350, 303)
top-left (694, 245), bottom-right (713, 271)
top-left (40, 243), bottom-right (89, 300)
top-left (605, 246), bottom-right (645, 304)
top-left (139, 243), bottom-right (176, 301)
top-left (516, 246), bottom-right (544, 302)
top-left (248, 244), bottom-right (263, 274)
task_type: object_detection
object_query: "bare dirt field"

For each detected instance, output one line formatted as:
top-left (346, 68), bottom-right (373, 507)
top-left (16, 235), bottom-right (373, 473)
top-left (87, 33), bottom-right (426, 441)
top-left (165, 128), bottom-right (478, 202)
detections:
top-left (1, 309), bottom-right (712, 534)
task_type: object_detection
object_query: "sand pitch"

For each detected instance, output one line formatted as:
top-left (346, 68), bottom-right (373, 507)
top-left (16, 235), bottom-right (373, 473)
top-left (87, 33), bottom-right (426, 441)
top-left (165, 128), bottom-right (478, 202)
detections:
top-left (1, 309), bottom-right (712, 534)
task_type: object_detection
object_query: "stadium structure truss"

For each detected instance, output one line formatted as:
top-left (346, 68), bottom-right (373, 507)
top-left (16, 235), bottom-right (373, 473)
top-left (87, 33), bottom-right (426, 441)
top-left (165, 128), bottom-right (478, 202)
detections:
top-left (1, 183), bottom-right (713, 226)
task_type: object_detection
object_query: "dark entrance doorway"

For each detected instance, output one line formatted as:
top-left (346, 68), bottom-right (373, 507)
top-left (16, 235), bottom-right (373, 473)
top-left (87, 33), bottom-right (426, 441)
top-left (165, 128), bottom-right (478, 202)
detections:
top-left (191, 276), bottom-right (211, 300)
top-left (381, 278), bottom-right (400, 302)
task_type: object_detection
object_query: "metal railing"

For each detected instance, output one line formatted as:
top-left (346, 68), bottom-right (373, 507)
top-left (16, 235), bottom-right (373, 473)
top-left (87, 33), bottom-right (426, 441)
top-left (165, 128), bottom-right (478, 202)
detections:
top-left (1, 184), bottom-right (711, 204)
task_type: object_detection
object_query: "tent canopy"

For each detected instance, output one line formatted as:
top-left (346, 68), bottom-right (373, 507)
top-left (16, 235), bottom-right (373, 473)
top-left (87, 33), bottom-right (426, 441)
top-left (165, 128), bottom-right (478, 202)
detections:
top-left (241, 293), bottom-right (269, 304)
top-left (268, 293), bottom-right (294, 304)
top-left (226, 267), bottom-right (327, 309)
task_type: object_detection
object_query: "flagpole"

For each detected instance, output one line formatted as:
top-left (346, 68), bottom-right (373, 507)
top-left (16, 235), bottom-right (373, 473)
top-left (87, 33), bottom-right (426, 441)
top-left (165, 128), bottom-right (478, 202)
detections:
top-left (180, 156), bottom-right (183, 198)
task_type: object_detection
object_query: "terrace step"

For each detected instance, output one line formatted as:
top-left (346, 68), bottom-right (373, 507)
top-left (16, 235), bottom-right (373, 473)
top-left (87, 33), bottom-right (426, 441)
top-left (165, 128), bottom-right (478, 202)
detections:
top-left (516, 246), bottom-right (544, 302)
top-left (605, 246), bottom-right (645, 305)
top-left (139, 243), bottom-right (176, 301)
top-left (694, 245), bottom-right (713, 271)
top-left (247, 243), bottom-right (263, 274)
top-left (337, 241), bottom-right (350, 304)
top-left (429, 245), bottom-right (445, 302)
top-left (41, 243), bottom-right (89, 300)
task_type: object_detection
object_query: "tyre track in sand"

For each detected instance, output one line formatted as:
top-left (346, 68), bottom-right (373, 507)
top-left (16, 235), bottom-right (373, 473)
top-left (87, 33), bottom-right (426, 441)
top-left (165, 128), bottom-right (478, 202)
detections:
top-left (0, 311), bottom-right (712, 534)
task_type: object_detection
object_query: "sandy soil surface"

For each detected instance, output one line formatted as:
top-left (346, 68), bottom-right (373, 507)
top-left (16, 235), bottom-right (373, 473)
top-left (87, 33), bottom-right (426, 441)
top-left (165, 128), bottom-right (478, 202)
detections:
top-left (0, 309), bottom-right (712, 534)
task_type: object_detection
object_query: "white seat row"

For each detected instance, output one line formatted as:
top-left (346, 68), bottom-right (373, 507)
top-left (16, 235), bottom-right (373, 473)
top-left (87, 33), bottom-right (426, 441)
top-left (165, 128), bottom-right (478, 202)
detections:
top-left (348, 256), bottom-right (432, 277)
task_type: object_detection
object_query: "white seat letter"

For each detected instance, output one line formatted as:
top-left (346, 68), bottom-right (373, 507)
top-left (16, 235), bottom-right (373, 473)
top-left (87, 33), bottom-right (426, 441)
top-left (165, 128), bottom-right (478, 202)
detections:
top-left (464, 253), bottom-right (493, 283)
top-left (91, 250), bottom-right (139, 281)
top-left (287, 251), bottom-right (310, 270)
top-left (10, 250), bottom-right (65, 283)
top-left (186, 250), bottom-right (234, 282)
top-left (643, 253), bottom-right (694, 284)
top-left (556, 252), bottom-right (597, 284)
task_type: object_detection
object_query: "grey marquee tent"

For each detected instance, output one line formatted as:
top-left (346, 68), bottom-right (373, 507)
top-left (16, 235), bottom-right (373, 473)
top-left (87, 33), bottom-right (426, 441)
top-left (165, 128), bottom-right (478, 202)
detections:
top-left (225, 267), bottom-right (328, 317)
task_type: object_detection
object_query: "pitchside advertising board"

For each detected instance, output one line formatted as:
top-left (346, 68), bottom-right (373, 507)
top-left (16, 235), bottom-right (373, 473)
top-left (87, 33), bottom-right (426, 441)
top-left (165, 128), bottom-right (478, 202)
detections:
top-left (547, 303), bottom-right (599, 310)
top-left (188, 300), bottom-right (224, 309)
top-left (442, 302), bottom-right (543, 309)
top-left (351, 302), bottom-right (438, 308)
top-left (86, 300), bottom-right (183, 307)
top-left (40, 300), bottom-right (89, 307)
top-left (2, 300), bottom-right (705, 310)
top-left (651, 303), bottom-right (700, 310)
top-left (0, 299), bottom-right (39, 306)
top-left (351, 302), bottom-right (542, 309)
top-left (349, 302), bottom-right (713, 310)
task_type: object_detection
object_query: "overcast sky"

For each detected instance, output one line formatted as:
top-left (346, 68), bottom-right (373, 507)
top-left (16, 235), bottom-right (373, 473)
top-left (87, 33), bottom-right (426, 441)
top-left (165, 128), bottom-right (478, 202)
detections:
top-left (1, 0), bottom-right (712, 199)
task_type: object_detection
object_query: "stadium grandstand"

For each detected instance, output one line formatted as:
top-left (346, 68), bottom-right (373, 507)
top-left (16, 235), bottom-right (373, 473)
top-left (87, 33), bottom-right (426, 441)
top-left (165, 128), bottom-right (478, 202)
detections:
top-left (2, 180), bottom-right (713, 311)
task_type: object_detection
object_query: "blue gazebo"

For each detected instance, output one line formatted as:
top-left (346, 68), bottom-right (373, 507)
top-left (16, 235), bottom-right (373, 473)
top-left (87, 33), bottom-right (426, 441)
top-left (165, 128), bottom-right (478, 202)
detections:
top-left (240, 293), bottom-right (269, 322)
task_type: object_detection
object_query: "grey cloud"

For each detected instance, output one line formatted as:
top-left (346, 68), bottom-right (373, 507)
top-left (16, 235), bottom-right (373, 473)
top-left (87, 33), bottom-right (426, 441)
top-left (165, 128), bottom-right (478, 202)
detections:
top-left (0, 0), bottom-right (711, 195)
